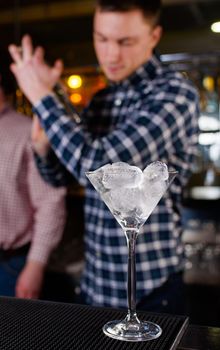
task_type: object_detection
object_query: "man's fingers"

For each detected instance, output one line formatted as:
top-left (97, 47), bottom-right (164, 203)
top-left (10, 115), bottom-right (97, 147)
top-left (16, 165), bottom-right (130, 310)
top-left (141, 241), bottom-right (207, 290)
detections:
top-left (34, 46), bottom-right (45, 62)
top-left (22, 34), bottom-right (34, 61)
top-left (9, 63), bottom-right (17, 75)
top-left (8, 34), bottom-right (33, 66)
top-left (54, 59), bottom-right (63, 71)
top-left (52, 59), bottom-right (64, 80)
top-left (8, 44), bottom-right (23, 66)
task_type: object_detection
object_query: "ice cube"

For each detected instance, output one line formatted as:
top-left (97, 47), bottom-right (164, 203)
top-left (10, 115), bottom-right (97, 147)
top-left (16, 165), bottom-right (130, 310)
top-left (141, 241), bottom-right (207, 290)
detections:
top-left (106, 187), bottom-right (143, 213)
top-left (86, 163), bottom-right (111, 192)
top-left (143, 161), bottom-right (169, 182)
top-left (138, 179), bottom-right (166, 220)
top-left (145, 180), bottom-right (166, 198)
top-left (102, 162), bottom-right (143, 189)
top-left (140, 161), bottom-right (168, 205)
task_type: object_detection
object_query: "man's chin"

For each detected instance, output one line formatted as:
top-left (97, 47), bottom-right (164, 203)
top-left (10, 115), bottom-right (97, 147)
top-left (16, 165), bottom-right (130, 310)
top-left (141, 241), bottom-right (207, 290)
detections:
top-left (105, 71), bottom-right (125, 83)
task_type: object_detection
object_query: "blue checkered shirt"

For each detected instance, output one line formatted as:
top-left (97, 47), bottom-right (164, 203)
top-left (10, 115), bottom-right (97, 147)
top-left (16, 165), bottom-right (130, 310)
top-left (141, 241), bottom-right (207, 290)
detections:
top-left (33, 54), bottom-right (199, 308)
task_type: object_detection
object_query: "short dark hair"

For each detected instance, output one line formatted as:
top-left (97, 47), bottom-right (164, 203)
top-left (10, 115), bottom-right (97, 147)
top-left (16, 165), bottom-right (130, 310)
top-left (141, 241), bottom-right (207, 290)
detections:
top-left (95, 0), bottom-right (161, 25)
top-left (0, 48), bottom-right (16, 95)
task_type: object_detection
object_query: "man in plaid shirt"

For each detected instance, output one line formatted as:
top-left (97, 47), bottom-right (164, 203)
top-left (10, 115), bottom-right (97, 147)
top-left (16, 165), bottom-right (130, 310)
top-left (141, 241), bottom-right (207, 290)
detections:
top-left (9, 0), bottom-right (199, 313)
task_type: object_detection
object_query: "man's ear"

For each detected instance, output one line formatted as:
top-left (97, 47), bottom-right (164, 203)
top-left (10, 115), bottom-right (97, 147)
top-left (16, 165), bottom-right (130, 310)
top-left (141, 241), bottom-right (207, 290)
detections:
top-left (151, 25), bottom-right (163, 49)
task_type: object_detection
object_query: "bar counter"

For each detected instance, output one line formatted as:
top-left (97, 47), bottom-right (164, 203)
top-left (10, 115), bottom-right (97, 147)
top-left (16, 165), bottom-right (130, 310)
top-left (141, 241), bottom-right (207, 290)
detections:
top-left (0, 296), bottom-right (219, 350)
top-left (178, 324), bottom-right (220, 350)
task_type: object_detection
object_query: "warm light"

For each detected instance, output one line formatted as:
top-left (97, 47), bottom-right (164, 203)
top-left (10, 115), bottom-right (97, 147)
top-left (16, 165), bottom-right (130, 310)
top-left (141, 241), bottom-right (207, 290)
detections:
top-left (70, 93), bottom-right (82, 104)
top-left (16, 89), bottom-right (22, 97)
top-left (67, 75), bottom-right (82, 89)
top-left (211, 21), bottom-right (220, 33)
top-left (203, 76), bottom-right (214, 91)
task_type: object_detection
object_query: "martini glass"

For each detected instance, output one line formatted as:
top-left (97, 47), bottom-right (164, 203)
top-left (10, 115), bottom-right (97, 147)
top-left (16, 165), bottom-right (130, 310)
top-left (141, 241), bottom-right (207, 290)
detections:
top-left (86, 162), bottom-right (177, 342)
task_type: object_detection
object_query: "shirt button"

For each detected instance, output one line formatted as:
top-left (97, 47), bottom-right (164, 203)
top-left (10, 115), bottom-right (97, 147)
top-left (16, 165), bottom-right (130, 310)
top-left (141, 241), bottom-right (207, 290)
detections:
top-left (115, 99), bottom-right (122, 106)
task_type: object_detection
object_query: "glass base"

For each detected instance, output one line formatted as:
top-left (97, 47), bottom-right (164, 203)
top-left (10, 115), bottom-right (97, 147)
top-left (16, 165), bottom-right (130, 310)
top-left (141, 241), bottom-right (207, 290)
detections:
top-left (103, 319), bottom-right (162, 342)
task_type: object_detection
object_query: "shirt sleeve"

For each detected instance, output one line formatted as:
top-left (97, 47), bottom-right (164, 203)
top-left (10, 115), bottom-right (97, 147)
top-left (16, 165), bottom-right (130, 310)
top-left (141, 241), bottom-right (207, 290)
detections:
top-left (33, 85), bottom-right (199, 188)
top-left (25, 141), bottom-right (67, 264)
top-left (34, 149), bottom-right (74, 187)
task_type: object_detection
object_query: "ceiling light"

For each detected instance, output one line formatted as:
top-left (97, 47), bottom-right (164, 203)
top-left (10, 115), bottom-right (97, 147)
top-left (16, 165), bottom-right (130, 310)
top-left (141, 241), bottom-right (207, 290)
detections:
top-left (211, 21), bottom-right (220, 33)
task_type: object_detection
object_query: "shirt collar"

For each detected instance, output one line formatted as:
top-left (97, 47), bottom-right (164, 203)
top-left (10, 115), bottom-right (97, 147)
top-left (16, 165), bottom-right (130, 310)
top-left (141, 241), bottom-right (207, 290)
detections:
top-left (109, 53), bottom-right (162, 90)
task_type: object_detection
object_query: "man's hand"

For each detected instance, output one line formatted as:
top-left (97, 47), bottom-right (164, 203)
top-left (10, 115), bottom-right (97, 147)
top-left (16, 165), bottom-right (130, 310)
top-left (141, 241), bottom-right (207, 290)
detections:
top-left (15, 261), bottom-right (45, 299)
top-left (31, 115), bottom-right (51, 157)
top-left (8, 34), bottom-right (63, 104)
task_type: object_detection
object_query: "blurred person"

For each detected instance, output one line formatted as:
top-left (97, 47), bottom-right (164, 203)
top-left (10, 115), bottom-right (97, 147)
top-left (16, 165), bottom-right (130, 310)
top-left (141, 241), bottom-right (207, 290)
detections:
top-left (9, 0), bottom-right (199, 313)
top-left (0, 49), bottom-right (66, 299)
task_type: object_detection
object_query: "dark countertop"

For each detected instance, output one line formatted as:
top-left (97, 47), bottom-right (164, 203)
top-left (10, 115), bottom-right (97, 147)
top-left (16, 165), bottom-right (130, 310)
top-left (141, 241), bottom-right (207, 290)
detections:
top-left (0, 296), bottom-right (219, 350)
top-left (178, 324), bottom-right (220, 350)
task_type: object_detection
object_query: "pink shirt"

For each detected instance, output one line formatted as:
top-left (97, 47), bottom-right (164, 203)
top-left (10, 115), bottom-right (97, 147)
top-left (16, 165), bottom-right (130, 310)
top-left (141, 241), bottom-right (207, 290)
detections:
top-left (0, 105), bottom-right (67, 264)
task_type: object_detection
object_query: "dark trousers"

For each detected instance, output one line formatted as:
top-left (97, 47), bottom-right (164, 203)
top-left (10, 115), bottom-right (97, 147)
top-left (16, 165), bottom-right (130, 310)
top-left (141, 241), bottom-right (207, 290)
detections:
top-left (137, 271), bottom-right (186, 315)
top-left (0, 244), bottom-right (29, 297)
top-left (0, 255), bottom-right (27, 296)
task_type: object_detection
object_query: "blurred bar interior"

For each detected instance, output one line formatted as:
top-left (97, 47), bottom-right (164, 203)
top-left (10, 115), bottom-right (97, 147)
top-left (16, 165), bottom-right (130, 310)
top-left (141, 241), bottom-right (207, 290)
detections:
top-left (1, 0), bottom-right (220, 327)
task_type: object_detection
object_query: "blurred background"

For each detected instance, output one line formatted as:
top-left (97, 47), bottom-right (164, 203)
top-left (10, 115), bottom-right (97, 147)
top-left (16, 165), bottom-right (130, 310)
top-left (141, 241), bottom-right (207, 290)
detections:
top-left (1, 0), bottom-right (220, 63)
top-left (1, 0), bottom-right (220, 327)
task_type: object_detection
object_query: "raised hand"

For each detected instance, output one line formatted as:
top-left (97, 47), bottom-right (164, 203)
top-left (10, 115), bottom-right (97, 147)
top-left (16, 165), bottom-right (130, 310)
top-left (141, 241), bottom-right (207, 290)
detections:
top-left (8, 34), bottom-right (63, 104)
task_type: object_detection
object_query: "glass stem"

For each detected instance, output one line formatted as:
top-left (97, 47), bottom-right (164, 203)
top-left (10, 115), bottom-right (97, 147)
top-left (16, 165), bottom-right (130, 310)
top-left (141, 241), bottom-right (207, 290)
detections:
top-left (125, 229), bottom-right (139, 323)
